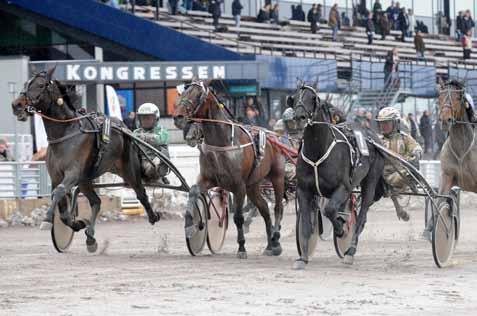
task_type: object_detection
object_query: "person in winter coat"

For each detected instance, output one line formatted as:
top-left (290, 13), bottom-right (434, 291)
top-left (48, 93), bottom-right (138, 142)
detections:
top-left (456, 11), bottom-right (464, 41)
top-left (384, 48), bottom-right (399, 87)
top-left (232, 0), bottom-right (243, 28)
top-left (463, 30), bottom-right (472, 60)
top-left (397, 8), bottom-right (409, 42)
top-left (366, 11), bottom-right (375, 44)
top-left (414, 30), bottom-right (425, 59)
top-left (462, 10), bottom-right (475, 35)
top-left (307, 4), bottom-right (321, 34)
top-left (257, 4), bottom-right (271, 23)
top-left (328, 4), bottom-right (340, 41)
top-left (379, 12), bottom-right (390, 40)
top-left (270, 3), bottom-right (279, 24)
top-left (419, 110), bottom-right (433, 154)
top-left (209, 0), bottom-right (223, 30)
top-left (295, 4), bottom-right (305, 22)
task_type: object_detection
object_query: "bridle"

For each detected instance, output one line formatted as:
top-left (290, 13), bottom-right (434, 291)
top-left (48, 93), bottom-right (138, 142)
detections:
top-left (294, 85), bottom-right (324, 124)
top-left (439, 84), bottom-right (465, 126)
top-left (177, 82), bottom-right (210, 118)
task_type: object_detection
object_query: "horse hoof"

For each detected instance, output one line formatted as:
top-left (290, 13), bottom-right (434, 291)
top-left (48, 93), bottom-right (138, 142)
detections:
top-left (40, 221), bottom-right (53, 231)
top-left (237, 251), bottom-right (248, 259)
top-left (292, 260), bottom-right (307, 270)
top-left (87, 241), bottom-right (98, 253)
top-left (343, 255), bottom-right (354, 265)
top-left (399, 212), bottom-right (410, 222)
top-left (185, 225), bottom-right (197, 239)
top-left (272, 245), bottom-right (283, 256)
top-left (148, 212), bottom-right (161, 225)
top-left (263, 248), bottom-right (273, 256)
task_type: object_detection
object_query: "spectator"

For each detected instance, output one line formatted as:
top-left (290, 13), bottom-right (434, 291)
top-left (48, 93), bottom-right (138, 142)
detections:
top-left (416, 20), bottom-right (429, 33)
top-left (184, 0), bottom-right (192, 11)
top-left (169, 0), bottom-right (178, 15)
top-left (384, 48), bottom-right (399, 87)
top-left (386, 1), bottom-right (396, 30)
top-left (295, 4), bottom-right (305, 22)
top-left (209, 0), bottom-right (222, 30)
top-left (242, 98), bottom-right (267, 127)
top-left (462, 30), bottom-right (472, 60)
top-left (397, 7), bottom-right (409, 42)
top-left (0, 139), bottom-right (13, 161)
top-left (407, 9), bottom-right (416, 36)
top-left (379, 12), bottom-right (390, 40)
top-left (456, 11), bottom-right (464, 41)
top-left (462, 10), bottom-right (475, 35)
top-left (419, 110), bottom-right (433, 155)
top-left (257, 4), bottom-right (271, 23)
top-left (341, 12), bottom-right (350, 27)
top-left (407, 113), bottom-right (418, 140)
top-left (307, 4), bottom-right (321, 34)
top-left (124, 111), bottom-right (136, 130)
top-left (271, 3), bottom-right (279, 24)
top-left (366, 11), bottom-right (375, 45)
top-left (393, 2), bottom-right (401, 30)
top-left (328, 4), bottom-right (340, 42)
top-left (414, 30), bottom-right (425, 59)
top-left (372, 0), bottom-right (382, 16)
top-left (291, 5), bottom-right (296, 20)
top-left (232, 0), bottom-right (243, 28)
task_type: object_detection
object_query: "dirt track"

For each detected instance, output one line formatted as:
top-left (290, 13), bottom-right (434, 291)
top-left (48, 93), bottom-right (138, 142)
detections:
top-left (1, 195), bottom-right (477, 316)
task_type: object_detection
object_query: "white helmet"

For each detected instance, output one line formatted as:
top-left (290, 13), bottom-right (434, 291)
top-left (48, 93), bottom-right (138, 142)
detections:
top-left (273, 119), bottom-right (286, 133)
top-left (137, 103), bottom-right (160, 120)
top-left (376, 107), bottom-right (400, 122)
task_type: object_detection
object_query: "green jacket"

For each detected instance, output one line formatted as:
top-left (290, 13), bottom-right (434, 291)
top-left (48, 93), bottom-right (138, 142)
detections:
top-left (133, 125), bottom-right (169, 157)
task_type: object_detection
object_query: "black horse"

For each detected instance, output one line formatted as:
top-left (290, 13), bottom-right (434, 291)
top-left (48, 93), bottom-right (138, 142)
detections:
top-left (11, 67), bottom-right (160, 252)
top-left (290, 85), bottom-right (385, 268)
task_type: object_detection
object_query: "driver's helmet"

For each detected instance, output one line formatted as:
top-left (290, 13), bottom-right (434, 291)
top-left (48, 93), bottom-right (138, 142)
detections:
top-left (282, 107), bottom-right (295, 122)
top-left (273, 119), bottom-right (285, 134)
top-left (137, 103), bottom-right (160, 129)
top-left (376, 107), bottom-right (400, 136)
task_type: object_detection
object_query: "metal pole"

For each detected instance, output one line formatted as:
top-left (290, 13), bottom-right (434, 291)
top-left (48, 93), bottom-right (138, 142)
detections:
top-left (431, 0), bottom-right (435, 34)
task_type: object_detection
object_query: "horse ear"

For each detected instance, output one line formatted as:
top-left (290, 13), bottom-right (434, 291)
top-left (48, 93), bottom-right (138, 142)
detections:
top-left (46, 65), bottom-right (57, 81)
top-left (286, 95), bottom-right (294, 107)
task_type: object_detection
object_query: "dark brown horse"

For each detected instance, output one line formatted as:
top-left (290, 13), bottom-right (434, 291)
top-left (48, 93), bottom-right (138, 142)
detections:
top-left (173, 81), bottom-right (285, 258)
top-left (11, 67), bottom-right (160, 252)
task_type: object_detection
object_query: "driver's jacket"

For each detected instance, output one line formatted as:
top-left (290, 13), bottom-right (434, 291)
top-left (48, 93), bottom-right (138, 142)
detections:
top-left (133, 125), bottom-right (169, 157)
top-left (380, 131), bottom-right (422, 190)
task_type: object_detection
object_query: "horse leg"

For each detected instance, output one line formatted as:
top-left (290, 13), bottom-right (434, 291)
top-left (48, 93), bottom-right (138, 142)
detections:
top-left (40, 172), bottom-right (79, 230)
top-left (391, 194), bottom-right (410, 221)
top-left (245, 183), bottom-right (273, 256)
top-left (78, 182), bottom-right (102, 253)
top-left (184, 177), bottom-right (215, 238)
top-left (270, 173), bottom-right (285, 256)
top-left (293, 186), bottom-right (316, 270)
top-left (323, 185), bottom-right (350, 238)
top-left (233, 185), bottom-right (247, 259)
top-left (343, 176), bottom-right (380, 265)
top-left (121, 167), bottom-right (159, 225)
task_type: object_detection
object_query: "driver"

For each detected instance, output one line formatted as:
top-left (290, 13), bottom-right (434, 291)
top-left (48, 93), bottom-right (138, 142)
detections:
top-left (133, 103), bottom-right (170, 183)
top-left (282, 107), bottom-right (302, 149)
top-left (376, 107), bottom-right (422, 221)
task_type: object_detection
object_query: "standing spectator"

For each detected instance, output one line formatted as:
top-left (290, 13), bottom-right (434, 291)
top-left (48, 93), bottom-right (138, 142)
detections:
top-left (257, 4), bottom-right (271, 23)
top-left (462, 10), bottom-right (475, 35)
top-left (372, 0), bottom-right (382, 17)
top-left (456, 11), bottom-right (464, 41)
top-left (270, 3), bottom-right (279, 24)
top-left (366, 11), bottom-right (375, 45)
top-left (232, 0), bottom-right (243, 28)
top-left (341, 12), bottom-right (350, 27)
top-left (0, 139), bottom-right (13, 161)
top-left (307, 4), bottom-right (321, 34)
top-left (386, 1), bottom-right (395, 30)
top-left (407, 113), bottom-right (418, 139)
top-left (184, 0), bottom-right (192, 11)
top-left (384, 48), bottom-right (399, 87)
top-left (393, 2), bottom-right (401, 30)
top-left (295, 4), bottom-right (305, 22)
top-left (242, 98), bottom-right (267, 127)
top-left (291, 5), bottom-right (297, 20)
top-left (209, 0), bottom-right (222, 30)
top-left (462, 30), bottom-right (472, 60)
top-left (124, 111), bottom-right (136, 130)
top-left (169, 0), bottom-right (178, 15)
top-left (379, 12), bottom-right (390, 40)
top-left (419, 110), bottom-right (433, 154)
top-left (407, 9), bottom-right (416, 36)
top-left (397, 7), bottom-right (409, 42)
top-left (414, 30), bottom-right (425, 59)
top-left (328, 4), bottom-right (340, 42)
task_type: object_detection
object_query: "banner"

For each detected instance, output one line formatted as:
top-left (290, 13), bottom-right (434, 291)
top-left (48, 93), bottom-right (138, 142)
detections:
top-left (105, 85), bottom-right (123, 121)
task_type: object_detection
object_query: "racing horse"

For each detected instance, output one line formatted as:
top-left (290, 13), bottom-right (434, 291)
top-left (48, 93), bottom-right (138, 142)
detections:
top-left (11, 67), bottom-right (160, 252)
top-left (173, 81), bottom-right (285, 258)
top-left (290, 85), bottom-right (385, 268)
top-left (438, 79), bottom-right (477, 206)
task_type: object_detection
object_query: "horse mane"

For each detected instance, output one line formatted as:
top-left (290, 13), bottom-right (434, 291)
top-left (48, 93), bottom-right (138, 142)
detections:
top-left (54, 80), bottom-right (82, 110)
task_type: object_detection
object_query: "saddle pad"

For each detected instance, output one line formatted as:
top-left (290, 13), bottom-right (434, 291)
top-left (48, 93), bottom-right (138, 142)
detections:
top-left (353, 130), bottom-right (369, 156)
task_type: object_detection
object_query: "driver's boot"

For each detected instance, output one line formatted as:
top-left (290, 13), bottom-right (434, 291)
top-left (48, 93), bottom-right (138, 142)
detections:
top-left (391, 194), bottom-right (410, 222)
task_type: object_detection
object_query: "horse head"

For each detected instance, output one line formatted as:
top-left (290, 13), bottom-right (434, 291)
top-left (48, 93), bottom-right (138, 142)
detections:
top-left (11, 66), bottom-right (80, 122)
top-left (438, 79), bottom-right (466, 131)
top-left (173, 80), bottom-right (211, 130)
top-left (288, 85), bottom-right (332, 124)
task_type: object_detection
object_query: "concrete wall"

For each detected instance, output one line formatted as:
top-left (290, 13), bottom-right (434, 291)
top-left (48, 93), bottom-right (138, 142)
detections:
top-left (0, 56), bottom-right (31, 136)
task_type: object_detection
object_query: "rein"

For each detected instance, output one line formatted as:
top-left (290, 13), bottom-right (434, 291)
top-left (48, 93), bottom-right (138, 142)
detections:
top-left (28, 107), bottom-right (94, 123)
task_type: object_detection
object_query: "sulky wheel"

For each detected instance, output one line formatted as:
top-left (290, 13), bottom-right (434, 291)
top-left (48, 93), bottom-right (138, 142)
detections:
top-left (296, 200), bottom-right (320, 258)
top-left (432, 189), bottom-right (459, 268)
top-left (186, 194), bottom-right (208, 256)
top-left (206, 189), bottom-right (230, 254)
top-left (333, 194), bottom-right (359, 259)
top-left (51, 194), bottom-right (77, 253)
